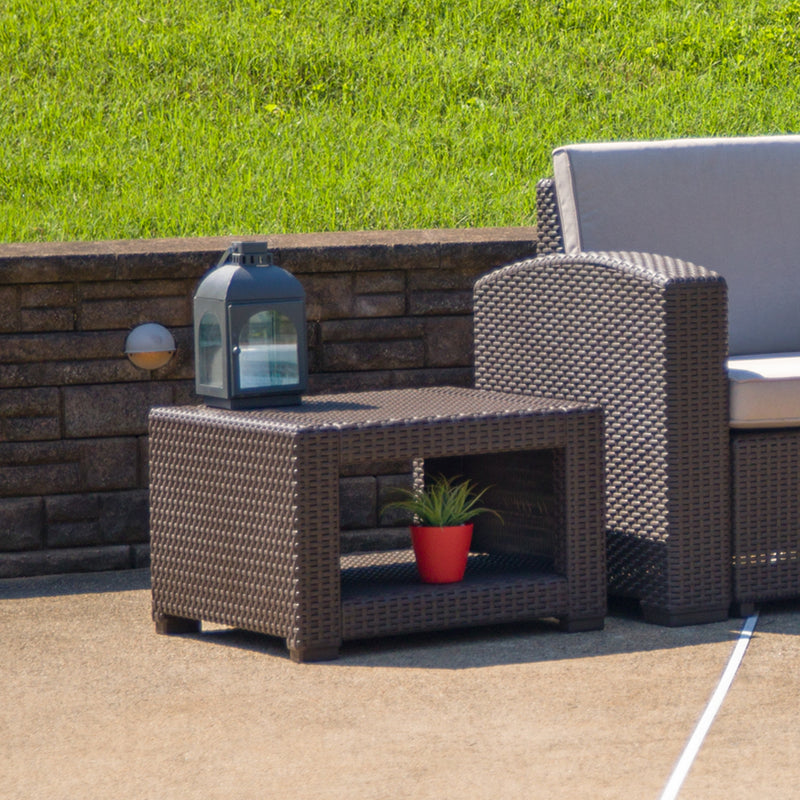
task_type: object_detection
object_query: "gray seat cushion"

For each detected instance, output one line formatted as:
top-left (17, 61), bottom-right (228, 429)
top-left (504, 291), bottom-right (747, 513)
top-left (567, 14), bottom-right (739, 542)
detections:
top-left (728, 352), bottom-right (800, 428)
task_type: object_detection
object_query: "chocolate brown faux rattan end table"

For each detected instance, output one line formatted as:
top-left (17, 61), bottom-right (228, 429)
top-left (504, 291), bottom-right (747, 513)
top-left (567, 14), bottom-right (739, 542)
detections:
top-left (149, 386), bottom-right (606, 662)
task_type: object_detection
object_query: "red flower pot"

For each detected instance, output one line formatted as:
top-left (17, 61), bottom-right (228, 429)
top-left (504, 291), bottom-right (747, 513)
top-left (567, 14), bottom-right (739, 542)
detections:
top-left (410, 523), bottom-right (473, 584)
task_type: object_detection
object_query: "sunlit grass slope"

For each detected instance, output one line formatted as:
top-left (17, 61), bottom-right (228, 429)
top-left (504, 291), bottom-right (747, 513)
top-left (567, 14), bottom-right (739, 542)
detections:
top-left (2, 0), bottom-right (800, 241)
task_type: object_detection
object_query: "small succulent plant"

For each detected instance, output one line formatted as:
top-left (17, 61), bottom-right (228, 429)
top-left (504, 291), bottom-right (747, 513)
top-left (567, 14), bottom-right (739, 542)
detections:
top-left (382, 474), bottom-right (502, 527)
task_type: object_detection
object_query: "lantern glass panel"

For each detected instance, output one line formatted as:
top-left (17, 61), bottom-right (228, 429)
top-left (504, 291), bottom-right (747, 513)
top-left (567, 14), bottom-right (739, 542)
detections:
top-left (236, 309), bottom-right (300, 390)
top-left (198, 312), bottom-right (224, 388)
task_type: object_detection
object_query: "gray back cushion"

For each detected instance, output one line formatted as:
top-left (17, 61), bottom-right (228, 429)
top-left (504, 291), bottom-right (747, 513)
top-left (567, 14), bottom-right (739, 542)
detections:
top-left (552, 136), bottom-right (800, 356)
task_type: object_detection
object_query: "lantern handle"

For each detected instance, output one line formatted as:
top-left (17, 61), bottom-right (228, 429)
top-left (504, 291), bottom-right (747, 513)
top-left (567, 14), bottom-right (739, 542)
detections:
top-left (215, 245), bottom-right (235, 269)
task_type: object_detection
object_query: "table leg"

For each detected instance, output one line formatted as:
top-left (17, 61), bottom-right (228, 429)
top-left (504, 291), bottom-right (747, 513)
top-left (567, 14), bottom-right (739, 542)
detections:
top-left (558, 615), bottom-right (605, 633)
top-left (289, 644), bottom-right (341, 663)
top-left (154, 613), bottom-right (201, 635)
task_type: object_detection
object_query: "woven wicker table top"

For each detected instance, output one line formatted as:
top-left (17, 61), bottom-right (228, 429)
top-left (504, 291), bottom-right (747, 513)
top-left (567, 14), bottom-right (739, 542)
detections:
top-left (155, 385), bottom-right (595, 432)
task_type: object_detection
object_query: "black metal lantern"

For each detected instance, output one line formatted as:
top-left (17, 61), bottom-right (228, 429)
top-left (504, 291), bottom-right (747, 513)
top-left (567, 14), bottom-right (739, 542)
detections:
top-left (193, 242), bottom-right (308, 408)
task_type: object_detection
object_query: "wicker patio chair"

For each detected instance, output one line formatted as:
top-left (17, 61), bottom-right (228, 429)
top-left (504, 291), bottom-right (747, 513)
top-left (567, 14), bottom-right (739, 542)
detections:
top-left (474, 135), bottom-right (800, 625)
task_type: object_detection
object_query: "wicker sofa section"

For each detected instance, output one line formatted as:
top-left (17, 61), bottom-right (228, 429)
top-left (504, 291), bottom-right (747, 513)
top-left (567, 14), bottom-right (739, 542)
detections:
top-left (474, 143), bottom-right (800, 622)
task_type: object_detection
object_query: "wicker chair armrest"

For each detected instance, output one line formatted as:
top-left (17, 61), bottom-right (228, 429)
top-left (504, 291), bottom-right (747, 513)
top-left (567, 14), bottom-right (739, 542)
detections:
top-left (474, 250), bottom-right (729, 564)
top-left (486, 248), bottom-right (724, 290)
top-left (474, 248), bottom-right (727, 413)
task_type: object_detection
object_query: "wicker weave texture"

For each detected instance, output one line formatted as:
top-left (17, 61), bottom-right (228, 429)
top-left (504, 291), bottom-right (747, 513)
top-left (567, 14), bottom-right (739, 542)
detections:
top-left (534, 178), bottom-right (565, 255)
top-left (340, 551), bottom-right (568, 638)
top-left (474, 239), bottom-right (731, 623)
top-left (149, 410), bottom-right (341, 655)
top-left (529, 177), bottom-right (800, 612)
top-left (150, 387), bottom-right (605, 660)
top-left (732, 429), bottom-right (800, 603)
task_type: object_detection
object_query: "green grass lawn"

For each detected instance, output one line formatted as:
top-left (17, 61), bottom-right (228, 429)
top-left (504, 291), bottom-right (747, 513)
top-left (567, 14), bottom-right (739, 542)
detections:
top-left (3, 0), bottom-right (800, 242)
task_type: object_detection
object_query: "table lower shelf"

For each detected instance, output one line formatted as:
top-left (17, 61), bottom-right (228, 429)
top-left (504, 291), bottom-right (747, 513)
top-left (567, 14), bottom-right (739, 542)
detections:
top-left (340, 549), bottom-right (570, 640)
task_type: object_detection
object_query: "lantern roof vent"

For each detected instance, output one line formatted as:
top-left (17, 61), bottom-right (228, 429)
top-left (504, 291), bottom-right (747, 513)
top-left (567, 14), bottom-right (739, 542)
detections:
top-left (194, 242), bottom-right (303, 303)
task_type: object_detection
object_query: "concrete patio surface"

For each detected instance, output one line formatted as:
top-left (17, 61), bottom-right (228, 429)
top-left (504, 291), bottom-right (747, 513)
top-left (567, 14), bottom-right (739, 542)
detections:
top-left (2, 569), bottom-right (799, 800)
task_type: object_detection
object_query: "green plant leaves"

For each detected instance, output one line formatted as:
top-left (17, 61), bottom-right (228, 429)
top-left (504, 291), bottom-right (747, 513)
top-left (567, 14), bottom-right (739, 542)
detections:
top-left (381, 474), bottom-right (502, 527)
top-left (3, 0), bottom-right (800, 241)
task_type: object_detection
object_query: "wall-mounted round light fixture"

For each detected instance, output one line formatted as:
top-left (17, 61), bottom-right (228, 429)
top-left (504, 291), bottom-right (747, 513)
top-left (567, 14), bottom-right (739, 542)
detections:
top-left (125, 323), bottom-right (176, 371)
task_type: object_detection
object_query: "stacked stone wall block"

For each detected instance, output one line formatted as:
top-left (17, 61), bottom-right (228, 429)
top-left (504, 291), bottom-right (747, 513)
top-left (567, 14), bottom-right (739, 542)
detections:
top-left (78, 278), bottom-right (194, 303)
top-left (377, 473), bottom-right (416, 527)
top-left (171, 380), bottom-right (201, 407)
top-left (63, 382), bottom-right (175, 438)
top-left (303, 273), bottom-right (359, 322)
top-left (322, 339), bottom-right (425, 373)
top-left (0, 284), bottom-right (20, 333)
top-left (0, 227), bottom-right (537, 577)
top-left (340, 527), bottom-right (411, 554)
top-left (340, 459), bottom-right (414, 478)
top-left (424, 316), bottom-right (474, 368)
top-left (321, 318), bottom-right (425, 344)
top-left (19, 283), bottom-right (76, 332)
top-left (408, 289), bottom-right (473, 316)
top-left (339, 465), bottom-right (420, 530)
top-left (45, 490), bottom-right (149, 548)
top-left (339, 476), bottom-right (378, 530)
top-left (0, 497), bottom-right (45, 551)
top-left (308, 365), bottom-right (474, 395)
top-left (1, 387), bottom-right (61, 441)
top-left (0, 545), bottom-right (135, 579)
top-left (131, 543), bottom-right (151, 568)
top-left (79, 293), bottom-right (191, 332)
top-left (137, 435), bottom-right (151, 489)
top-left (162, 326), bottom-right (196, 381)
top-left (0, 438), bottom-right (140, 497)
top-left (339, 467), bottom-right (416, 554)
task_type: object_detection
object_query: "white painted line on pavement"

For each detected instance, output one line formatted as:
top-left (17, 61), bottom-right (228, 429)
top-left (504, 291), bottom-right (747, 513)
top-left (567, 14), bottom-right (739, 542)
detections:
top-left (659, 612), bottom-right (759, 800)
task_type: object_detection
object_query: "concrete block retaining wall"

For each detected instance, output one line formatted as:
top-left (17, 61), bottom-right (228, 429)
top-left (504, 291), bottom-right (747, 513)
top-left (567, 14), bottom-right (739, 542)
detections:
top-left (0, 227), bottom-right (537, 578)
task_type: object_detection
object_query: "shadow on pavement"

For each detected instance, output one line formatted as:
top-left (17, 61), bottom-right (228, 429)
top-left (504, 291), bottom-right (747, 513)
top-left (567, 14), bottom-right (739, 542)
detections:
top-left (0, 568), bottom-right (151, 598)
top-left (193, 612), bottom-right (751, 671)
top-left (3, 568), bottom-right (798, 670)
